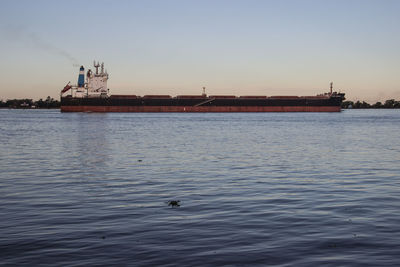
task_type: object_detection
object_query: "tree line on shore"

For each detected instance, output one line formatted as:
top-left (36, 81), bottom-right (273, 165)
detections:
top-left (341, 99), bottom-right (400, 109)
top-left (0, 96), bottom-right (60, 109)
top-left (1, 97), bottom-right (400, 109)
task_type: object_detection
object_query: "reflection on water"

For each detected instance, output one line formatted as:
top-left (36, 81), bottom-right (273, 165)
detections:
top-left (1, 109), bottom-right (400, 266)
top-left (75, 113), bottom-right (110, 169)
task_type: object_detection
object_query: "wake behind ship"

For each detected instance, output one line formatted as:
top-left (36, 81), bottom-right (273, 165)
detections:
top-left (60, 62), bottom-right (345, 112)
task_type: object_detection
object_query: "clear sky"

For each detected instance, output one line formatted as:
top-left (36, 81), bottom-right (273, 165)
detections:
top-left (0, 0), bottom-right (399, 102)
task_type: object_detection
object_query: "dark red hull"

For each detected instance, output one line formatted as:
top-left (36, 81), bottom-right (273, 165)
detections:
top-left (60, 92), bottom-right (345, 112)
top-left (61, 105), bottom-right (341, 112)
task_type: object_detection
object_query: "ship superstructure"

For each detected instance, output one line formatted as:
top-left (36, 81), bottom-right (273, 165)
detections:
top-left (60, 63), bottom-right (345, 112)
top-left (61, 61), bottom-right (109, 98)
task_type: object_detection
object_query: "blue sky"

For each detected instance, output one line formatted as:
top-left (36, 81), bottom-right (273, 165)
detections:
top-left (1, 0), bottom-right (399, 101)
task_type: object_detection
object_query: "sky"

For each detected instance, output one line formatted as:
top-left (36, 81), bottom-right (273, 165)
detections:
top-left (0, 0), bottom-right (399, 102)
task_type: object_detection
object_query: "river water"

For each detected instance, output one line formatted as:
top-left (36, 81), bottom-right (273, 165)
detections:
top-left (1, 109), bottom-right (400, 266)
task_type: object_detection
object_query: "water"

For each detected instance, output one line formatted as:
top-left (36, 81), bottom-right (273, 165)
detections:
top-left (1, 109), bottom-right (400, 266)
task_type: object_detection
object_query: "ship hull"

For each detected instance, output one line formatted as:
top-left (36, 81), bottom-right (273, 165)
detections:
top-left (60, 105), bottom-right (341, 112)
top-left (60, 95), bottom-right (344, 112)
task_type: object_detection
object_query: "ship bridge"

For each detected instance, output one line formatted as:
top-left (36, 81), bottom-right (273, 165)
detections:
top-left (60, 61), bottom-right (109, 98)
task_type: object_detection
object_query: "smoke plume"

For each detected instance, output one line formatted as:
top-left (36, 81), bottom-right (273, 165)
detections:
top-left (2, 24), bottom-right (80, 67)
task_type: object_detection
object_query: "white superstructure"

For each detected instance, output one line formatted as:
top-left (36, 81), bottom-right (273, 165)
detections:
top-left (61, 61), bottom-right (109, 98)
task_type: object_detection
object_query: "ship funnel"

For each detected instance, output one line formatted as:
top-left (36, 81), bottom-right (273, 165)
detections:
top-left (78, 66), bottom-right (85, 87)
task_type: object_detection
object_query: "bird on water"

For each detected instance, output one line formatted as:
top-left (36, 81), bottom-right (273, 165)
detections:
top-left (167, 200), bottom-right (180, 207)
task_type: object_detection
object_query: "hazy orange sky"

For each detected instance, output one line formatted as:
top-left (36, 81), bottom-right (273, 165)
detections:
top-left (1, 0), bottom-right (399, 102)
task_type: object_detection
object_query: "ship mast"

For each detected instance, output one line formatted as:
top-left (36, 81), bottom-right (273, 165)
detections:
top-left (330, 82), bottom-right (333, 95)
top-left (94, 61), bottom-right (100, 74)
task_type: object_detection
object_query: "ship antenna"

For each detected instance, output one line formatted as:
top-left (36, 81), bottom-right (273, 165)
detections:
top-left (94, 61), bottom-right (100, 75)
top-left (330, 82), bottom-right (333, 94)
top-left (202, 86), bottom-right (206, 97)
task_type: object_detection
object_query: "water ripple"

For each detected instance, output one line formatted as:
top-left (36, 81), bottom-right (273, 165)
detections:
top-left (1, 109), bottom-right (400, 266)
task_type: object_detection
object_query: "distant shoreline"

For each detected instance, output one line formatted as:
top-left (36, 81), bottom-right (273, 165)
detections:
top-left (341, 100), bottom-right (400, 109)
top-left (0, 107), bottom-right (59, 109)
top-left (0, 97), bottom-right (59, 109)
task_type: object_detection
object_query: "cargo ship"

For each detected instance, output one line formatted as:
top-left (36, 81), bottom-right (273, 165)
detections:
top-left (60, 62), bottom-right (345, 112)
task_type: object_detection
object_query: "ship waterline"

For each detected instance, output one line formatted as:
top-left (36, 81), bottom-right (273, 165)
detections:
top-left (60, 105), bottom-right (341, 112)
top-left (60, 95), bottom-right (343, 112)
